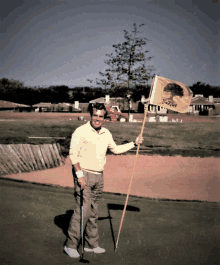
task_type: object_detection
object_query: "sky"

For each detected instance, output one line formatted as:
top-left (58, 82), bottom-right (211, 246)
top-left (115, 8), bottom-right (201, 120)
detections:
top-left (0, 0), bottom-right (219, 88)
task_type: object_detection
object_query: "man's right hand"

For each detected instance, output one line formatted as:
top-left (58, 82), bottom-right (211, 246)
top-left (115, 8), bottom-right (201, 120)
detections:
top-left (75, 169), bottom-right (86, 189)
top-left (78, 177), bottom-right (86, 190)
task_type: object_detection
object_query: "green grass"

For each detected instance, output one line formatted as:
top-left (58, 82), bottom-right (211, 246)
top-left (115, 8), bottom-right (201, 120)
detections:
top-left (0, 179), bottom-right (220, 265)
top-left (1, 119), bottom-right (220, 158)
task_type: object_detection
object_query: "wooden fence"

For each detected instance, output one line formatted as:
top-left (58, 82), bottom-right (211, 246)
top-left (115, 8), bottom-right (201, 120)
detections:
top-left (0, 143), bottom-right (63, 176)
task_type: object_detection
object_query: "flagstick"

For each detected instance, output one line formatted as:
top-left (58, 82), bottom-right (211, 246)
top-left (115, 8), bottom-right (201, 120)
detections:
top-left (115, 79), bottom-right (155, 251)
top-left (115, 105), bottom-right (149, 251)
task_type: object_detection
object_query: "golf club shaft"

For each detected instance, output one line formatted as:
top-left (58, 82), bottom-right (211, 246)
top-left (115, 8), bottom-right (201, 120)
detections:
top-left (81, 189), bottom-right (84, 255)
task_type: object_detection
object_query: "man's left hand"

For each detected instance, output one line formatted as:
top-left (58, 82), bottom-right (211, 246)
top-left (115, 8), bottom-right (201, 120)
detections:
top-left (135, 134), bottom-right (144, 145)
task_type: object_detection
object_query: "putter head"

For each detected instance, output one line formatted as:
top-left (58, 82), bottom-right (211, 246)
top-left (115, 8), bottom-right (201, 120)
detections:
top-left (79, 257), bottom-right (89, 263)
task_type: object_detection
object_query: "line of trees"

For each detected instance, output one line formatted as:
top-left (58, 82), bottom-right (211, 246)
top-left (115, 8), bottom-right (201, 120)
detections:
top-left (0, 78), bottom-right (219, 106)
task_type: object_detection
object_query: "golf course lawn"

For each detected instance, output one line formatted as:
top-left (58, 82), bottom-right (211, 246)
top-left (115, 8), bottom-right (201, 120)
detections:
top-left (0, 112), bottom-right (220, 264)
top-left (0, 179), bottom-right (219, 265)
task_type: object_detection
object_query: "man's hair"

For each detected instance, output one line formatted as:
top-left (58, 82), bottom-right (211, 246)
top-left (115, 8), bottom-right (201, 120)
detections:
top-left (88, 103), bottom-right (108, 118)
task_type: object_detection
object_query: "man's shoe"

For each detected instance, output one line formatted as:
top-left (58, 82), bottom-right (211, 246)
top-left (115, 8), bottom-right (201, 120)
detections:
top-left (64, 246), bottom-right (80, 258)
top-left (84, 246), bottom-right (106, 253)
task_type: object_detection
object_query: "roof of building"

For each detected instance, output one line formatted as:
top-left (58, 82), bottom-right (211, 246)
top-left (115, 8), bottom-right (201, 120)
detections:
top-left (89, 97), bottom-right (105, 103)
top-left (56, 103), bottom-right (72, 107)
top-left (89, 97), bottom-right (124, 105)
top-left (32, 102), bottom-right (82, 111)
top-left (0, 100), bottom-right (30, 108)
top-left (32, 102), bottom-right (53, 107)
top-left (190, 96), bottom-right (215, 105)
top-left (213, 98), bottom-right (220, 104)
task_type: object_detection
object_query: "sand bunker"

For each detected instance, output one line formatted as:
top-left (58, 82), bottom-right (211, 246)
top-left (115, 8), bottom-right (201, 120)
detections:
top-left (2, 154), bottom-right (220, 202)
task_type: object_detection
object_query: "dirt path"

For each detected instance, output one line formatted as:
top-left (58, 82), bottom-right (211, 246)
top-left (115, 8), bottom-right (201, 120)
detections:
top-left (2, 154), bottom-right (220, 202)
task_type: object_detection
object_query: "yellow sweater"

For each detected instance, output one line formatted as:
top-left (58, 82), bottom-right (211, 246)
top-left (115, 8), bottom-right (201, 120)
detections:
top-left (69, 121), bottom-right (135, 172)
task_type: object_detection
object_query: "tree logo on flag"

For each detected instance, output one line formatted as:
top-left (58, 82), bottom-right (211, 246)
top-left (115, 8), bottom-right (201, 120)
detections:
top-left (162, 83), bottom-right (184, 108)
top-left (150, 75), bottom-right (193, 113)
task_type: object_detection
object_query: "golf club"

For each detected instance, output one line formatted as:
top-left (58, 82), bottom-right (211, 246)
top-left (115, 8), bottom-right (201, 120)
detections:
top-left (79, 189), bottom-right (89, 263)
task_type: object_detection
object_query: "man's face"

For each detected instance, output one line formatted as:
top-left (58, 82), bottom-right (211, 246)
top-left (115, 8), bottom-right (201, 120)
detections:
top-left (91, 109), bottom-right (105, 131)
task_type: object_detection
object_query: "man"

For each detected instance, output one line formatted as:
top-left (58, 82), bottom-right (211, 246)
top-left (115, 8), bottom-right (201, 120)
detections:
top-left (64, 103), bottom-right (144, 258)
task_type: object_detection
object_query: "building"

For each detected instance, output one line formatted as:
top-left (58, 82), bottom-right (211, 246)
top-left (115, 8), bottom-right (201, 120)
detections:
top-left (138, 96), bottom-right (168, 115)
top-left (0, 100), bottom-right (32, 111)
top-left (32, 102), bottom-right (53, 112)
top-left (139, 95), bottom-right (219, 116)
top-left (213, 98), bottom-right (220, 104)
top-left (32, 102), bottom-right (81, 112)
top-left (89, 95), bottom-right (138, 113)
top-left (89, 95), bottom-right (129, 121)
top-left (188, 95), bottom-right (216, 115)
top-left (54, 102), bottom-right (81, 112)
top-left (89, 95), bottom-right (124, 108)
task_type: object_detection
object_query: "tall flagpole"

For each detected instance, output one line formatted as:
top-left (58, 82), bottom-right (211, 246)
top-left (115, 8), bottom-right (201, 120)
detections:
top-left (115, 77), bottom-right (155, 251)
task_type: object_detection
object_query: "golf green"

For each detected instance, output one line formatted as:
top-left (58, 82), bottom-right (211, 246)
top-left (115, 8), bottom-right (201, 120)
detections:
top-left (0, 178), bottom-right (219, 265)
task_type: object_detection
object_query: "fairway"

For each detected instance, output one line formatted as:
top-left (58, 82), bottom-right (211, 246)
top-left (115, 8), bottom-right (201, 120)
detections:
top-left (0, 112), bottom-right (220, 158)
top-left (0, 111), bottom-right (220, 264)
top-left (0, 178), bottom-right (219, 265)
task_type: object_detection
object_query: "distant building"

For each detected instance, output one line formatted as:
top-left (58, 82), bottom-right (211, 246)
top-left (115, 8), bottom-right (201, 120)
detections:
top-left (138, 96), bottom-right (168, 115)
top-left (32, 102), bottom-right (53, 112)
top-left (188, 95), bottom-right (216, 115)
top-left (138, 95), bottom-right (219, 116)
top-left (89, 95), bottom-right (129, 121)
top-left (89, 95), bottom-right (123, 107)
top-left (213, 98), bottom-right (220, 104)
top-left (89, 95), bottom-right (137, 113)
top-left (54, 103), bottom-right (80, 112)
top-left (0, 100), bottom-right (32, 112)
top-left (32, 102), bottom-right (81, 112)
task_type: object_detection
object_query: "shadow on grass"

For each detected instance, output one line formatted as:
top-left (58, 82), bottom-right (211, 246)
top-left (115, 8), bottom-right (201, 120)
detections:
top-left (106, 203), bottom-right (140, 250)
top-left (107, 203), bottom-right (140, 212)
top-left (54, 203), bottom-right (140, 250)
top-left (54, 210), bottom-right (74, 238)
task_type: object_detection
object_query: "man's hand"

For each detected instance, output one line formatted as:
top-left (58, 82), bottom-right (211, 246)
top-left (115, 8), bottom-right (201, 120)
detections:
top-left (135, 134), bottom-right (144, 146)
top-left (78, 177), bottom-right (86, 190)
top-left (75, 169), bottom-right (86, 190)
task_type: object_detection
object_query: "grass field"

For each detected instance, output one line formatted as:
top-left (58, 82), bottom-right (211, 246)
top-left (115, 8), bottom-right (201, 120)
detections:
top-left (0, 178), bottom-right (219, 265)
top-left (1, 114), bottom-right (220, 264)
top-left (0, 112), bottom-right (220, 158)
